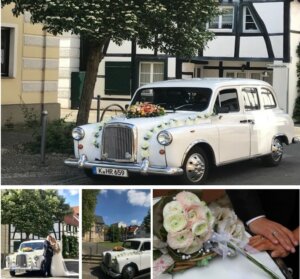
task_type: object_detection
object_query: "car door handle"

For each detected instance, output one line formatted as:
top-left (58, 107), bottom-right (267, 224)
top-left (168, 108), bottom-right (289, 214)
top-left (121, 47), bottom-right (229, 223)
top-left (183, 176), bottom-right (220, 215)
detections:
top-left (240, 119), bottom-right (255, 124)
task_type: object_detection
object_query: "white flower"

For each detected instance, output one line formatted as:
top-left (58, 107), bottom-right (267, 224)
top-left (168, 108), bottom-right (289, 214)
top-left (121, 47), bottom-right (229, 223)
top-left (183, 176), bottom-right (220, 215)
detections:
top-left (179, 237), bottom-right (204, 255)
top-left (176, 191), bottom-right (202, 208)
top-left (163, 213), bottom-right (187, 233)
top-left (167, 229), bottom-right (193, 249)
top-left (192, 220), bottom-right (209, 237)
top-left (163, 201), bottom-right (184, 217)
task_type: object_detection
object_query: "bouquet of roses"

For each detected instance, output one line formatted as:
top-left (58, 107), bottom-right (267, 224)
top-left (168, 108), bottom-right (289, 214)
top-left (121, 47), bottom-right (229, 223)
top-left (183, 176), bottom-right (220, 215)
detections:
top-left (126, 102), bottom-right (165, 118)
top-left (153, 191), bottom-right (282, 279)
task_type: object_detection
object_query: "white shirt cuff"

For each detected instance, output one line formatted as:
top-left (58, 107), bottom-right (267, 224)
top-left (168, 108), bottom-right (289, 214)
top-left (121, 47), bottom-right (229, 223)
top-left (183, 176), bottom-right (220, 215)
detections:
top-left (246, 215), bottom-right (266, 226)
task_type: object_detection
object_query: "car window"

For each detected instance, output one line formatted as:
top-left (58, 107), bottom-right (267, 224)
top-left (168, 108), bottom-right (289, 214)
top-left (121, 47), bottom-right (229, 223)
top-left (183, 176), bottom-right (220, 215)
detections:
top-left (19, 242), bottom-right (44, 251)
top-left (140, 242), bottom-right (150, 251)
top-left (214, 88), bottom-right (240, 113)
top-left (132, 87), bottom-right (212, 112)
top-left (242, 87), bottom-right (260, 110)
top-left (122, 241), bottom-right (140, 250)
top-left (261, 88), bottom-right (277, 109)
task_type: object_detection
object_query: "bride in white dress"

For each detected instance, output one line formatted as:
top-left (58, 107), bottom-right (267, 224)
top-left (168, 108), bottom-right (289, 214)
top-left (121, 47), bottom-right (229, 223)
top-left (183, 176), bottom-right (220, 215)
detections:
top-left (49, 236), bottom-right (79, 277)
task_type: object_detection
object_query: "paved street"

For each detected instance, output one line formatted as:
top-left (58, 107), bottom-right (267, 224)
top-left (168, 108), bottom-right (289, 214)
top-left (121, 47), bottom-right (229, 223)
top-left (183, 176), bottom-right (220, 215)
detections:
top-left (1, 269), bottom-right (78, 278)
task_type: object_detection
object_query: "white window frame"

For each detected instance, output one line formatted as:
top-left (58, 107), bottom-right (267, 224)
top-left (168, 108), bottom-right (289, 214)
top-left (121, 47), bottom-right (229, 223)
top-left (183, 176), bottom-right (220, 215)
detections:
top-left (207, 6), bottom-right (234, 32)
top-left (139, 61), bottom-right (164, 87)
top-left (1, 24), bottom-right (17, 78)
top-left (243, 7), bottom-right (259, 33)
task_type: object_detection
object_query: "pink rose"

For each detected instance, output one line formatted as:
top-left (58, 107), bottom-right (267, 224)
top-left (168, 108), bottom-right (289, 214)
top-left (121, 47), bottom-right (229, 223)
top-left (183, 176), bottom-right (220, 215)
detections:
top-left (167, 229), bottom-right (193, 249)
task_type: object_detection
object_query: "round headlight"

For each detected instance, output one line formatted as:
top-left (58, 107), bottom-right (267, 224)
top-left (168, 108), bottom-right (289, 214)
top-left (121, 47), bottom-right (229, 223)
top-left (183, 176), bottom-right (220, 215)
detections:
top-left (34, 256), bottom-right (39, 261)
top-left (72, 127), bottom-right (85, 141)
top-left (157, 131), bottom-right (173, 146)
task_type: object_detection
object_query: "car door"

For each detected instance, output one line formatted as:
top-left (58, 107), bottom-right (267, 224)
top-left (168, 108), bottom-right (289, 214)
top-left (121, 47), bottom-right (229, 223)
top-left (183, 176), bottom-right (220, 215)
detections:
top-left (139, 241), bottom-right (151, 270)
top-left (212, 87), bottom-right (251, 163)
top-left (242, 86), bottom-right (277, 156)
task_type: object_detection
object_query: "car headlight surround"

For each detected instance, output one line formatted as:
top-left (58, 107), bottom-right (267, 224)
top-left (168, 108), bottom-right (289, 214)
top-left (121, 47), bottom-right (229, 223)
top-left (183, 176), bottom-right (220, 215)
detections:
top-left (72, 127), bottom-right (85, 141)
top-left (157, 130), bottom-right (173, 146)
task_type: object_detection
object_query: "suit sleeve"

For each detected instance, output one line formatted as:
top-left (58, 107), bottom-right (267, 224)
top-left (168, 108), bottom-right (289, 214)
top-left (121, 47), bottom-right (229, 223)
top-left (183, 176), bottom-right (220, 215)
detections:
top-left (226, 190), bottom-right (265, 223)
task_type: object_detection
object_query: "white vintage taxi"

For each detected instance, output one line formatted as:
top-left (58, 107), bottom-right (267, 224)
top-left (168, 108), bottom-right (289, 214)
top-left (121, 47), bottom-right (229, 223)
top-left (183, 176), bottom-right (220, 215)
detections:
top-left (5, 240), bottom-right (45, 277)
top-left (100, 238), bottom-right (151, 279)
top-left (65, 78), bottom-right (299, 184)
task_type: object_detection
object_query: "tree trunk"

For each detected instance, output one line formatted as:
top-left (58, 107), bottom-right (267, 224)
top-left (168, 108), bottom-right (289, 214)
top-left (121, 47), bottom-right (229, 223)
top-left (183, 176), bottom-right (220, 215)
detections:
top-left (76, 41), bottom-right (107, 126)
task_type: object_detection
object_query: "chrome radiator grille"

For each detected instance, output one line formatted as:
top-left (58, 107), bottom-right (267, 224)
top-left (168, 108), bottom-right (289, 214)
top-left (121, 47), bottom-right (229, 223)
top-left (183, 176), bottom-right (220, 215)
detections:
top-left (102, 124), bottom-right (135, 162)
top-left (16, 254), bottom-right (27, 267)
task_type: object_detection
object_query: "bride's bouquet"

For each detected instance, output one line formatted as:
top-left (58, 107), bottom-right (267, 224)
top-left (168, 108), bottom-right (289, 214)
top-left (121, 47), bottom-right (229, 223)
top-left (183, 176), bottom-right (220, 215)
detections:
top-left (153, 191), bottom-right (281, 279)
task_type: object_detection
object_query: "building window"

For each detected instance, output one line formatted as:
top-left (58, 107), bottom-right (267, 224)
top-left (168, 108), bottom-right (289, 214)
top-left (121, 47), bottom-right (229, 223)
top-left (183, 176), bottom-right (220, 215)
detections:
top-left (243, 7), bottom-right (258, 32)
top-left (1, 28), bottom-right (10, 77)
top-left (139, 62), bottom-right (164, 87)
top-left (208, 7), bottom-right (234, 32)
top-left (242, 87), bottom-right (260, 110)
top-left (105, 62), bottom-right (131, 95)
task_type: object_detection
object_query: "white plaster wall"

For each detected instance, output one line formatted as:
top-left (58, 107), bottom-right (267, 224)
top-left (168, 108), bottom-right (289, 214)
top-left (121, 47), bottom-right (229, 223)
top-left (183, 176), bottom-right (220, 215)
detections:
top-left (58, 32), bottom-right (80, 108)
top-left (239, 37), bottom-right (268, 58)
top-left (254, 2), bottom-right (283, 34)
top-left (270, 36), bottom-right (283, 59)
top-left (204, 36), bottom-right (235, 57)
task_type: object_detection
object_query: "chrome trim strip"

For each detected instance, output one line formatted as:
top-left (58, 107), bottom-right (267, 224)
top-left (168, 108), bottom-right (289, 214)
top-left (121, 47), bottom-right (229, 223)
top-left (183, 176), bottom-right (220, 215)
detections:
top-left (64, 156), bottom-right (183, 176)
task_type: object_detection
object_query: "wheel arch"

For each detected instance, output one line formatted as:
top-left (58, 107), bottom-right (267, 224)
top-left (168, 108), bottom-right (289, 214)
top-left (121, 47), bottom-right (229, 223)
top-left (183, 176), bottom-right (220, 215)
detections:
top-left (181, 140), bottom-right (216, 167)
top-left (122, 262), bottom-right (139, 273)
top-left (273, 134), bottom-right (289, 145)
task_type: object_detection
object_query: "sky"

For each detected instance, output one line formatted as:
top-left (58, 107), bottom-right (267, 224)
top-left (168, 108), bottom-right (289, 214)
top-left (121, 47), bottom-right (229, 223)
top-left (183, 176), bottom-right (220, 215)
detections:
top-left (95, 189), bottom-right (150, 226)
top-left (58, 189), bottom-right (79, 207)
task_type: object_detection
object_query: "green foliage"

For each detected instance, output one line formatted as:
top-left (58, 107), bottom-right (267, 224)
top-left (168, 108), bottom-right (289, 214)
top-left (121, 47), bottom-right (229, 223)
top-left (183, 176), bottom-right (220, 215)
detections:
top-left (25, 116), bottom-right (76, 154)
top-left (82, 190), bottom-right (100, 236)
top-left (1, 190), bottom-right (71, 239)
top-left (62, 235), bottom-right (78, 258)
top-left (293, 42), bottom-right (300, 123)
top-left (142, 210), bottom-right (151, 233)
top-left (20, 105), bottom-right (39, 128)
top-left (108, 225), bottom-right (121, 242)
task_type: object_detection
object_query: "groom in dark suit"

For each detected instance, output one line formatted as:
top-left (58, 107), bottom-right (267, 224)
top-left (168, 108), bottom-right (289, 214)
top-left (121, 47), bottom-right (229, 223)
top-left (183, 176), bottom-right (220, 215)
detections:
top-left (227, 190), bottom-right (299, 279)
top-left (43, 235), bottom-right (54, 277)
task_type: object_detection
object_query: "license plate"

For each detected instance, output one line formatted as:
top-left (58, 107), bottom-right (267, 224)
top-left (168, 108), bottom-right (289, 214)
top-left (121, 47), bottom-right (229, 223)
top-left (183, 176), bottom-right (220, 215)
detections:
top-left (93, 167), bottom-right (128, 177)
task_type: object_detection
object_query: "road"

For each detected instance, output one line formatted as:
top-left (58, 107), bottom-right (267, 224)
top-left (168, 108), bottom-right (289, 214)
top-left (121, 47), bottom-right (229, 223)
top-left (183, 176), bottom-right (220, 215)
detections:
top-left (58, 143), bottom-right (300, 185)
top-left (1, 269), bottom-right (78, 278)
top-left (83, 261), bottom-right (150, 279)
top-left (2, 141), bottom-right (300, 185)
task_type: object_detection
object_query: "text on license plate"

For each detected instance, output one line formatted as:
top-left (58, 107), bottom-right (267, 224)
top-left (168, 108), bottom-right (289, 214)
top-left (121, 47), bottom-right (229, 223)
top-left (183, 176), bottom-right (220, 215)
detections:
top-left (94, 167), bottom-right (128, 177)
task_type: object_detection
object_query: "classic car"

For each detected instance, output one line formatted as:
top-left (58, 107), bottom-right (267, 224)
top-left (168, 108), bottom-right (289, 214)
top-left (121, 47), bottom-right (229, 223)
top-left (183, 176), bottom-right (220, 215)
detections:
top-left (5, 240), bottom-right (45, 276)
top-left (65, 78), bottom-right (299, 184)
top-left (100, 238), bottom-right (151, 279)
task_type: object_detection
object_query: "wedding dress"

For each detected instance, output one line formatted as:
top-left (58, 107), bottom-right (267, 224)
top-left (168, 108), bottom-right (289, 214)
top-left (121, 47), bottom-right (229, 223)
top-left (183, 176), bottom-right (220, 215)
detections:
top-left (50, 242), bottom-right (79, 277)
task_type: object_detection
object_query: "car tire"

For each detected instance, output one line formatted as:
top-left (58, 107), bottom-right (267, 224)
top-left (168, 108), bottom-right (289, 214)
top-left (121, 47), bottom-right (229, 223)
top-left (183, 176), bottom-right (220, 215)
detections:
top-left (9, 271), bottom-right (16, 277)
top-left (122, 264), bottom-right (136, 279)
top-left (181, 146), bottom-right (209, 184)
top-left (261, 138), bottom-right (283, 167)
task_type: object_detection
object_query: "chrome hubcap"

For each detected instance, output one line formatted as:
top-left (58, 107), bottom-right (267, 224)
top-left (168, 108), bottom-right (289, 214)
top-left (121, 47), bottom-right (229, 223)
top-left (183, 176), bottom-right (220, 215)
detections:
top-left (126, 266), bottom-right (134, 277)
top-left (185, 153), bottom-right (206, 183)
top-left (271, 139), bottom-right (283, 161)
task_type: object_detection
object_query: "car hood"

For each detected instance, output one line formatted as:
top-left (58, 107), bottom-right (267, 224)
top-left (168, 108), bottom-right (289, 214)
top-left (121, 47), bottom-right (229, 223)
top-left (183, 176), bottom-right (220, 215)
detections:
top-left (106, 111), bottom-right (209, 131)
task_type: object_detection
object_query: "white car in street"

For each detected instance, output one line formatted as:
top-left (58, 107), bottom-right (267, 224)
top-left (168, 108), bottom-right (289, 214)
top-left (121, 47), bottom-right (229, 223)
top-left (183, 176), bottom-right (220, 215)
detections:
top-left (100, 238), bottom-right (151, 279)
top-left (5, 240), bottom-right (45, 277)
top-left (65, 78), bottom-right (299, 184)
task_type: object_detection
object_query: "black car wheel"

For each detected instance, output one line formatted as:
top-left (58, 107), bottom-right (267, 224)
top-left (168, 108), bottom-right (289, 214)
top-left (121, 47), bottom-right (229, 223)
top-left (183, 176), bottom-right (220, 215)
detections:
top-left (261, 138), bottom-right (283, 167)
top-left (122, 264), bottom-right (136, 279)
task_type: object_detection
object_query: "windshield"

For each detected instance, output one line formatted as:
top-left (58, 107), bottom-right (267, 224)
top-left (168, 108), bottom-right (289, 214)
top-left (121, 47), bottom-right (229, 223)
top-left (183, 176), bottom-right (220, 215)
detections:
top-left (131, 87), bottom-right (212, 112)
top-left (19, 242), bottom-right (44, 251)
top-left (122, 241), bottom-right (140, 250)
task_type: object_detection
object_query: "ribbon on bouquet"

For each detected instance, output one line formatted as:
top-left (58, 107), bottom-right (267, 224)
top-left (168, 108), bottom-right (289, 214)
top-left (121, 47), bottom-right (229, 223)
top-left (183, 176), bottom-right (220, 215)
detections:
top-left (210, 232), bottom-right (282, 279)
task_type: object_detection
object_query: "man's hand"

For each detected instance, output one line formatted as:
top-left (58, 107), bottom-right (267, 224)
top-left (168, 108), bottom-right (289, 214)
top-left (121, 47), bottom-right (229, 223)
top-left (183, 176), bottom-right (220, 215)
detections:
top-left (248, 235), bottom-right (290, 258)
top-left (248, 217), bottom-right (298, 253)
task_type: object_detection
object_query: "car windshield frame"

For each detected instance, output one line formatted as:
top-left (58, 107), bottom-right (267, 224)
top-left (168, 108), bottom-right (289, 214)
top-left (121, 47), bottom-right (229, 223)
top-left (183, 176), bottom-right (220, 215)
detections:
top-left (19, 242), bottom-right (44, 251)
top-left (131, 87), bottom-right (212, 112)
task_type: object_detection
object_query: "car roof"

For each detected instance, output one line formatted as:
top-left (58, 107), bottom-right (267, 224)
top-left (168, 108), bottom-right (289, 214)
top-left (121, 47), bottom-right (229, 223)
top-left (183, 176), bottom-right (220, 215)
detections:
top-left (139, 78), bottom-right (270, 90)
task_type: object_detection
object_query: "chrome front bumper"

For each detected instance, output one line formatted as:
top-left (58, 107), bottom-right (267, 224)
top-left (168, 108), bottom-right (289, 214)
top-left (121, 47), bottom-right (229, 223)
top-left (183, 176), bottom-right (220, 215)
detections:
top-left (64, 155), bottom-right (183, 176)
